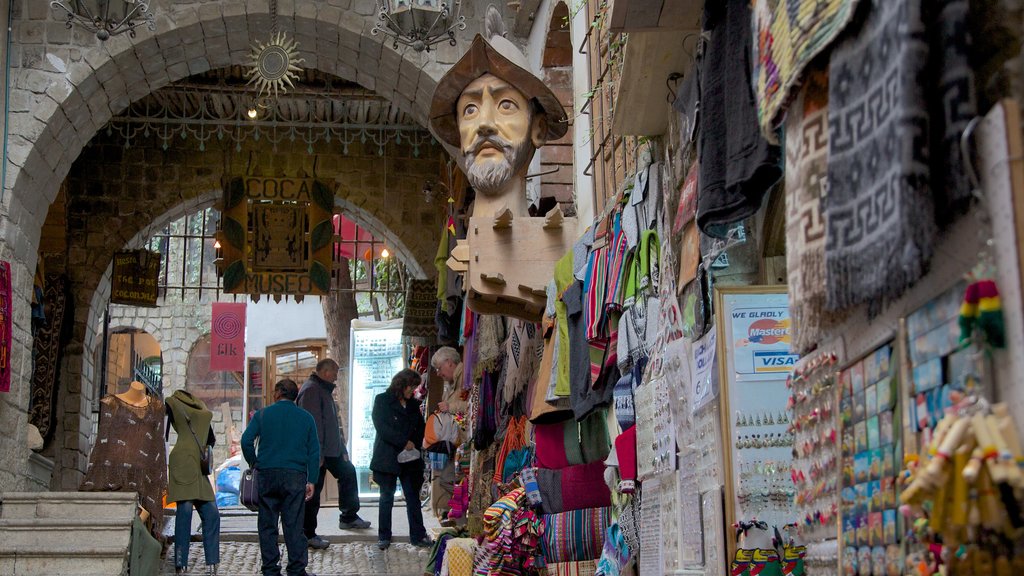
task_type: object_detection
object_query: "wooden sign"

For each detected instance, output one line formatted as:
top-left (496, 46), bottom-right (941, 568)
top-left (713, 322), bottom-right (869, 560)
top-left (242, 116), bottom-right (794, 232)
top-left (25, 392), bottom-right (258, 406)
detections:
top-left (218, 177), bottom-right (335, 298)
top-left (110, 249), bottom-right (161, 307)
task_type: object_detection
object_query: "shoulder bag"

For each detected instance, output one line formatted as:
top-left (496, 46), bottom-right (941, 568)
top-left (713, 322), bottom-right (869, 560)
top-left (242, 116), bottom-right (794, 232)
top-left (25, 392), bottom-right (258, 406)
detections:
top-left (239, 411), bottom-right (261, 511)
top-left (182, 411), bottom-right (214, 476)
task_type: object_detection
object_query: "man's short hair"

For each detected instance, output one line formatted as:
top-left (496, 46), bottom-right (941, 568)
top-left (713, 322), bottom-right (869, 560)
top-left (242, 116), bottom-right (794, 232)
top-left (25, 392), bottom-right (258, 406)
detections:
top-left (275, 378), bottom-right (299, 400)
top-left (316, 358), bottom-right (339, 373)
top-left (430, 346), bottom-right (461, 369)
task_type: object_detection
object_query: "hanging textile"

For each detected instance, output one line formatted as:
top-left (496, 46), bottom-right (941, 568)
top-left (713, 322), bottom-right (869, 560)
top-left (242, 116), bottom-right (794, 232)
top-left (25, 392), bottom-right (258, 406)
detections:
top-left (536, 462), bottom-right (612, 514)
top-left (478, 487), bottom-right (546, 576)
top-left (29, 274), bottom-right (70, 444)
top-left (476, 314), bottom-right (507, 377)
top-left (697, 0), bottom-right (783, 238)
top-left (927, 0), bottom-right (977, 222)
top-left (751, 0), bottom-right (862, 138)
top-left (824, 0), bottom-right (934, 313)
top-left (503, 320), bottom-right (543, 405)
top-left (403, 278), bottom-right (438, 341)
top-left (547, 561), bottom-right (598, 576)
top-left (784, 69), bottom-right (847, 354)
top-left (493, 416), bottom-right (529, 484)
top-left (541, 507), bottom-right (613, 564)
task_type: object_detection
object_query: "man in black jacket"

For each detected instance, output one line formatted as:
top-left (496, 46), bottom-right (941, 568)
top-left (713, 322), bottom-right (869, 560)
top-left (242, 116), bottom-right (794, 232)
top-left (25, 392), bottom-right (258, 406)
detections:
top-left (297, 359), bottom-right (370, 550)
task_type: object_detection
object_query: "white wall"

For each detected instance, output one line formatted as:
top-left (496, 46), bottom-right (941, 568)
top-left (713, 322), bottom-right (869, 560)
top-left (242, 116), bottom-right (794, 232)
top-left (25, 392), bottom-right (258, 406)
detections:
top-left (245, 298), bottom-right (328, 358)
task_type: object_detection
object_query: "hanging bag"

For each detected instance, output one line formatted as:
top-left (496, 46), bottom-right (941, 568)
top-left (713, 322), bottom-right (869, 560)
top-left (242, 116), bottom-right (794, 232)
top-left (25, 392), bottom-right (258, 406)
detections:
top-left (182, 410), bottom-right (213, 476)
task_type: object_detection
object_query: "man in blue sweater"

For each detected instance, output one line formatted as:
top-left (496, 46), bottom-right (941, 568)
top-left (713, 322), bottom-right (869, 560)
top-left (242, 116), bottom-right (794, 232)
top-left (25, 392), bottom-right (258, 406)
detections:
top-left (242, 379), bottom-right (320, 576)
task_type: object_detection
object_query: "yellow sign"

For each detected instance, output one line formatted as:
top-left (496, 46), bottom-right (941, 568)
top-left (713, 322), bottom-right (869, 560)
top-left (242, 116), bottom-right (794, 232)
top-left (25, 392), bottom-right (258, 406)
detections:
top-left (218, 177), bottom-right (335, 297)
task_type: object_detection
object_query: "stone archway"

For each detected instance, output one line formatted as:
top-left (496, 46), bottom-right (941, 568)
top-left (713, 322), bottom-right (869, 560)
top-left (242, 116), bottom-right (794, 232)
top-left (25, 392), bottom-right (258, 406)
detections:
top-left (4, 0), bottom-right (515, 489)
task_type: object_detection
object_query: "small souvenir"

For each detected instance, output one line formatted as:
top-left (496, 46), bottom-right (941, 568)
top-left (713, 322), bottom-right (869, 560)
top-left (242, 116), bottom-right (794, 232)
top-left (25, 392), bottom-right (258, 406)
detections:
top-left (879, 412), bottom-right (894, 447)
top-left (867, 415), bottom-right (880, 450)
top-left (866, 384), bottom-right (878, 416)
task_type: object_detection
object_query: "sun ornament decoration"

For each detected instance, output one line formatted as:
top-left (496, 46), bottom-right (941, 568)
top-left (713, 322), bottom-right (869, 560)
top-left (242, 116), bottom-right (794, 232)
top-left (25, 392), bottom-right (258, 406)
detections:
top-left (246, 31), bottom-right (304, 109)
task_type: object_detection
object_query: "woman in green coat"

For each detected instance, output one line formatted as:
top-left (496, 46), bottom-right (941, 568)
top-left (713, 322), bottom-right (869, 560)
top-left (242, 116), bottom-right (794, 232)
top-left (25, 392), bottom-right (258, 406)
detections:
top-left (165, 390), bottom-right (220, 575)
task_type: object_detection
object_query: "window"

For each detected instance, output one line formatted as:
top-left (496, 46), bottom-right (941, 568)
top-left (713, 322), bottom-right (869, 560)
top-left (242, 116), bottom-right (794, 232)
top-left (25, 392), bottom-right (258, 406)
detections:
top-left (186, 334), bottom-right (245, 411)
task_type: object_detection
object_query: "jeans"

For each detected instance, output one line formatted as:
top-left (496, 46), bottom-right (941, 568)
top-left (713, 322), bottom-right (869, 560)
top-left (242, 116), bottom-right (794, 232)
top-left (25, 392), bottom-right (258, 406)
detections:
top-left (375, 468), bottom-right (426, 542)
top-left (257, 468), bottom-right (308, 576)
top-left (174, 499), bottom-right (220, 568)
top-left (304, 455), bottom-right (361, 538)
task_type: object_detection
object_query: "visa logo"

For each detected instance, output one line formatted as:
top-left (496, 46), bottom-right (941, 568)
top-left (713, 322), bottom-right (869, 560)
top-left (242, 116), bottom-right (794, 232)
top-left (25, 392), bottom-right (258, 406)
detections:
top-left (753, 351), bottom-right (798, 372)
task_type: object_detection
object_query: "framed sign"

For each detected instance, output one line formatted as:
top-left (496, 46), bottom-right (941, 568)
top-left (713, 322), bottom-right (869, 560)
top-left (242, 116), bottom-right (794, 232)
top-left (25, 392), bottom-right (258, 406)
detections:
top-left (715, 286), bottom-right (796, 562)
top-left (110, 249), bottom-right (161, 307)
top-left (217, 177), bottom-right (335, 298)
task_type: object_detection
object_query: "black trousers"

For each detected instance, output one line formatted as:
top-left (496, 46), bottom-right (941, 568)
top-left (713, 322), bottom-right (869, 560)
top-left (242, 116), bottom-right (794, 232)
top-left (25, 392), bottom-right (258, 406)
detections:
top-left (303, 455), bottom-right (361, 538)
top-left (256, 468), bottom-right (308, 576)
top-left (375, 467), bottom-right (426, 542)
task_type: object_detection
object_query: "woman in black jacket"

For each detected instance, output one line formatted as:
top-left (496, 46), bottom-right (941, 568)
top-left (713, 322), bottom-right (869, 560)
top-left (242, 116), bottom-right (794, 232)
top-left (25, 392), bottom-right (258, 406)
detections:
top-left (371, 368), bottom-right (430, 550)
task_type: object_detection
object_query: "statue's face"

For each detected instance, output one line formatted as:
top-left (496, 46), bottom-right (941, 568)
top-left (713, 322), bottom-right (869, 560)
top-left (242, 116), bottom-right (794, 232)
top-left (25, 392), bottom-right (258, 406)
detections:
top-left (456, 73), bottom-right (542, 196)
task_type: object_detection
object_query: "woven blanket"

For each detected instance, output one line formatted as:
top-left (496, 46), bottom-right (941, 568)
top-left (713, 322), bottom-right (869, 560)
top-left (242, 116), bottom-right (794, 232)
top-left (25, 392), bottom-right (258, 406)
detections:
top-left (403, 278), bottom-right (438, 341)
top-left (752, 0), bottom-right (861, 138)
top-left (785, 69), bottom-right (847, 353)
top-left (542, 507), bottom-right (613, 563)
top-left (547, 561), bottom-right (598, 576)
top-left (440, 538), bottom-right (477, 576)
top-left (824, 0), bottom-right (935, 313)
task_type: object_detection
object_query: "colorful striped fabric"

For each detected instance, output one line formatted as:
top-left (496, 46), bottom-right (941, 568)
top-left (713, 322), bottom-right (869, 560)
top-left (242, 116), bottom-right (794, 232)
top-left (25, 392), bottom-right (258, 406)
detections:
top-left (541, 507), bottom-right (613, 563)
top-left (583, 243), bottom-right (608, 341)
top-left (547, 560), bottom-right (598, 576)
top-left (602, 212), bottom-right (629, 325)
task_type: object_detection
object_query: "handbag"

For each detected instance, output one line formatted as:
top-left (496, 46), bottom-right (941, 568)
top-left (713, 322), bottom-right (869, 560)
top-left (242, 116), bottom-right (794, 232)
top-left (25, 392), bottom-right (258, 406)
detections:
top-left (239, 468), bottom-right (259, 512)
top-left (182, 411), bottom-right (213, 476)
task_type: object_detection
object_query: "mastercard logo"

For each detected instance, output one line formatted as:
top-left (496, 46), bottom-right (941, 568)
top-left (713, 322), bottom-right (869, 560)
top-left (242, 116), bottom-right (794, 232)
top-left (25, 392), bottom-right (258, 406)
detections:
top-left (747, 318), bottom-right (791, 344)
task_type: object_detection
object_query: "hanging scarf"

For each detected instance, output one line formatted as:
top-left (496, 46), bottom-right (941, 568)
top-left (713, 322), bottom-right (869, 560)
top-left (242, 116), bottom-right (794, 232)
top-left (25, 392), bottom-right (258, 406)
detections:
top-left (493, 416), bottom-right (529, 484)
top-left (476, 314), bottom-right (507, 377)
top-left (824, 0), bottom-right (935, 313)
top-left (474, 370), bottom-right (499, 450)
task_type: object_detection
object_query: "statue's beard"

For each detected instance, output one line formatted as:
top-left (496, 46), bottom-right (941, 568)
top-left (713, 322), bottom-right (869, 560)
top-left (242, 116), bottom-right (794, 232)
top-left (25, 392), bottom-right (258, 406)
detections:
top-left (464, 135), bottom-right (534, 197)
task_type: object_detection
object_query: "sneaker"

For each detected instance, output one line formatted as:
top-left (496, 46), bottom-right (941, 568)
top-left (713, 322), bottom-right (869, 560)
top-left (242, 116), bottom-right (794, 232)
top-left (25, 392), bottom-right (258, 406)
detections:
top-left (411, 537), bottom-right (434, 548)
top-left (339, 516), bottom-right (371, 530)
top-left (307, 535), bottom-right (330, 549)
top-left (377, 539), bottom-right (391, 550)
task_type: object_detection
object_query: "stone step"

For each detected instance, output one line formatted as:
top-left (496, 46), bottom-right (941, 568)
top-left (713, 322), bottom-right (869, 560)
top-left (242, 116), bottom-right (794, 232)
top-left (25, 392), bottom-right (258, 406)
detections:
top-left (0, 552), bottom-right (128, 576)
top-left (0, 517), bottom-right (134, 551)
top-left (0, 491), bottom-right (138, 520)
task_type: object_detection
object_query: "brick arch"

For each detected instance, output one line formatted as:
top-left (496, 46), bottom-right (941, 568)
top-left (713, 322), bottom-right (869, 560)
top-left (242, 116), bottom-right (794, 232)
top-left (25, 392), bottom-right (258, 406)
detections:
top-left (5, 0), bottom-right (462, 275)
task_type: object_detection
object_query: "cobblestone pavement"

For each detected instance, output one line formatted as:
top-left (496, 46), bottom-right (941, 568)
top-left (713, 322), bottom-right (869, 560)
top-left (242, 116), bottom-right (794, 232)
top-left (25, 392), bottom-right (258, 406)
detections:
top-left (160, 541), bottom-right (431, 575)
top-left (159, 503), bottom-right (440, 575)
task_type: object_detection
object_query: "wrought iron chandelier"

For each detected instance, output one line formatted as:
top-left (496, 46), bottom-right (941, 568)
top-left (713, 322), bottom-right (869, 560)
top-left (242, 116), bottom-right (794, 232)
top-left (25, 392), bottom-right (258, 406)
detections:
top-left (371, 0), bottom-right (467, 52)
top-left (50, 0), bottom-right (156, 41)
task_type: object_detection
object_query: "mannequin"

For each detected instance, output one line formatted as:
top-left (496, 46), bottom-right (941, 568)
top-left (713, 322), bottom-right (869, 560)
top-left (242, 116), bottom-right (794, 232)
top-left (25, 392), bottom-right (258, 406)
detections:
top-left (165, 389), bottom-right (220, 574)
top-left (81, 381), bottom-right (167, 536)
top-left (116, 380), bottom-right (150, 408)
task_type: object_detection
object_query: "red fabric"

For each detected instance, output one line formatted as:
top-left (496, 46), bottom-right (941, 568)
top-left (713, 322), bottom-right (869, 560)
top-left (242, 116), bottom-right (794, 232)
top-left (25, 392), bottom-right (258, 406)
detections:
top-left (615, 426), bottom-right (637, 482)
top-left (535, 421), bottom-right (571, 470)
top-left (560, 461), bottom-right (611, 511)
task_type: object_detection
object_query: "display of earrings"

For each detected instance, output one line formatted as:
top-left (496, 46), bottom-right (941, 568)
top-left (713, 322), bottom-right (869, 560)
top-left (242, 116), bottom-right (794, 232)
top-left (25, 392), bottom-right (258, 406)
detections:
top-left (788, 348), bottom-right (841, 546)
top-left (735, 432), bottom-right (795, 449)
top-left (735, 410), bottom-right (790, 428)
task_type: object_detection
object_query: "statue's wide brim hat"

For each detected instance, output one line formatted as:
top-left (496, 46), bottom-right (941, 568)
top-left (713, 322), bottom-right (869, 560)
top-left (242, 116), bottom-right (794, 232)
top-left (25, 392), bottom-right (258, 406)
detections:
top-left (429, 33), bottom-right (569, 149)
